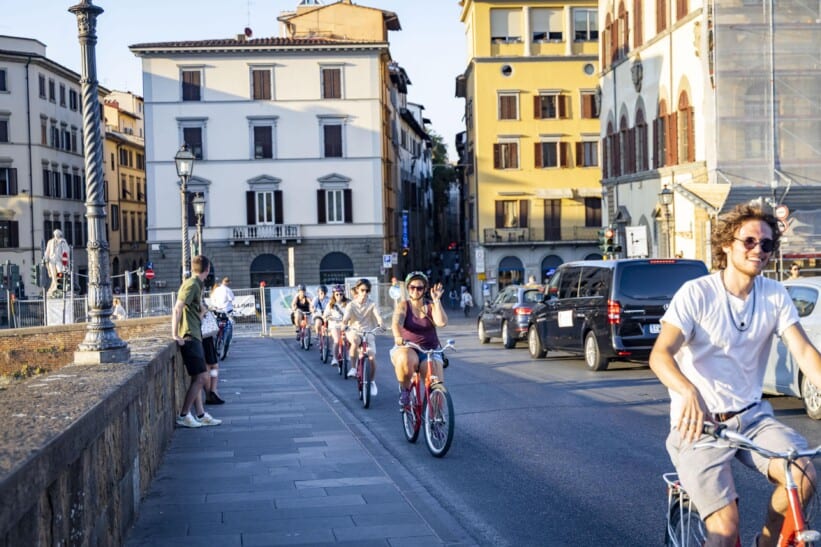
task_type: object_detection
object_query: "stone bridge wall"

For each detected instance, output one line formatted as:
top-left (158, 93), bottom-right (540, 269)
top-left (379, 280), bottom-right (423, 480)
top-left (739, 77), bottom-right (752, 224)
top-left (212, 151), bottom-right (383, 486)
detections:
top-left (0, 318), bottom-right (186, 546)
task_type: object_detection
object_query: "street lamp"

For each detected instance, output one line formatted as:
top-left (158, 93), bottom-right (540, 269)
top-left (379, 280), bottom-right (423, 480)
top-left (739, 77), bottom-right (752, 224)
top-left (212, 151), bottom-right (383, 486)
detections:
top-left (174, 144), bottom-right (195, 281)
top-left (192, 193), bottom-right (206, 257)
top-left (658, 184), bottom-right (674, 257)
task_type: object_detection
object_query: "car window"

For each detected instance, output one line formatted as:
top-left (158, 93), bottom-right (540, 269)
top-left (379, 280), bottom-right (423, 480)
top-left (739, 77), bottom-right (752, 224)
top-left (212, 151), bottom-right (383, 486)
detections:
top-left (787, 285), bottom-right (818, 318)
top-left (579, 267), bottom-right (610, 297)
top-left (617, 262), bottom-right (707, 299)
top-left (558, 268), bottom-right (582, 299)
top-left (522, 289), bottom-right (543, 303)
top-left (504, 290), bottom-right (518, 304)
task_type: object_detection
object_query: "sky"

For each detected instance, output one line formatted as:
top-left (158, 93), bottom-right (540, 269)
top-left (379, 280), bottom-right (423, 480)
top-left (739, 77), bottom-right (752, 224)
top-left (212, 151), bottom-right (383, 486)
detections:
top-left (2, 0), bottom-right (467, 159)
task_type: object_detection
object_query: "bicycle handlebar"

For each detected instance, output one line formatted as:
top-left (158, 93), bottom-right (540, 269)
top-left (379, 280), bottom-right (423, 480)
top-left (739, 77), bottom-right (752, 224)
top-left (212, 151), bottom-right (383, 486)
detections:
top-left (345, 326), bottom-right (384, 336)
top-left (394, 339), bottom-right (456, 354)
top-left (702, 422), bottom-right (821, 461)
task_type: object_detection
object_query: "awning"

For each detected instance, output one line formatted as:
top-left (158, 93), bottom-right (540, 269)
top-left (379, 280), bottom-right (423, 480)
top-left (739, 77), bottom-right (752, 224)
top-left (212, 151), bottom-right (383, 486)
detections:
top-left (573, 187), bottom-right (602, 198)
top-left (535, 188), bottom-right (573, 199)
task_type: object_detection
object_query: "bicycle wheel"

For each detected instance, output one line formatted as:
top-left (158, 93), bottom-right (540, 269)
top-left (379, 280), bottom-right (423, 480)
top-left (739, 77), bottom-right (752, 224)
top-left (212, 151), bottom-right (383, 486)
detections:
top-left (665, 500), bottom-right (707, 547)
top-left (424, 384), bottom-right (454, 457)
top-left (362, 358), bottom-right (371, 408)
top-left (215, 332), bottom-right (224, 358)
top-left (356, 359), bottom-right (364, 399)
top-left (402, 380), bottom-right (421, 443)
top-left (303, 328), bottom-right (312, 350)
top-left (321, 336), bottom-right (330, 363)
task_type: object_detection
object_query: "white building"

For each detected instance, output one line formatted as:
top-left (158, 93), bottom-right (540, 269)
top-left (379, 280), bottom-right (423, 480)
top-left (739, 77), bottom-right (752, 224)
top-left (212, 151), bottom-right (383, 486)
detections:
top-left (131, 3), bottom-right (412, 288)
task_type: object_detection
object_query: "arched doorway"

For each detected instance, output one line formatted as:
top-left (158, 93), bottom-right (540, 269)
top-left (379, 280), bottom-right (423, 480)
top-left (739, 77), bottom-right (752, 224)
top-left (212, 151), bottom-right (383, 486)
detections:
top-left (319, 252), bottom-right (354, 284)
top-left (540, 255), bottom-right (563, 283)
top-left (250, 254), bottom-right (285, 287)
top-left (585, 253), bottom-right (603, 260)
top-left (498, 256), bottom-right (524, 289)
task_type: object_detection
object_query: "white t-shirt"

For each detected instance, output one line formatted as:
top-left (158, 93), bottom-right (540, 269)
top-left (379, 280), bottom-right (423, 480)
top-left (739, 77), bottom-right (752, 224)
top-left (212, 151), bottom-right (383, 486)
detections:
top-left (661, 272), bottom-right (798, 422)
top-left (210, 284), bottom-right (234, 313)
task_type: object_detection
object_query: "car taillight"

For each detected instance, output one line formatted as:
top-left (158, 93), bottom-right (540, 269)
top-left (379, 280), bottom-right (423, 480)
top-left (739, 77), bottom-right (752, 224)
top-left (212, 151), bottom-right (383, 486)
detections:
top-left (515, 307), bottom-right (532, 315)
top-left (607, 299), bottom-right (621, 324)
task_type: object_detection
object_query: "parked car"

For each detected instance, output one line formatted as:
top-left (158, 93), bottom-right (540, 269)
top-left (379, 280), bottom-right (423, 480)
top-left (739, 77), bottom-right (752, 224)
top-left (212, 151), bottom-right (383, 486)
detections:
top-left (527, 259), bottom-right (709, 370)
top-left (477, 285), bottom-right (544, 348)
top-left (763, 277), bottom-right (821, 419)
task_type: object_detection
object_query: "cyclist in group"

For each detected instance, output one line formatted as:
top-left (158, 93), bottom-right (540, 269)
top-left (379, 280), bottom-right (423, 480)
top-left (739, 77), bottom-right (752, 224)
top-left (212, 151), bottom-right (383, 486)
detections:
top-left (209, 276), bottom-right (234, 360)
top-left (290, 284), bottom-right (311, 339)
top-left (310, 285), bottom-right (330, 337)
top-left (323, 284), bottom-right (349, 367)
top-left (342, 278), bottom-right (384, 394)
top-left (649, 203), bottom-right (821, 547)
top-left (390, 272), bottom-right (447, 407)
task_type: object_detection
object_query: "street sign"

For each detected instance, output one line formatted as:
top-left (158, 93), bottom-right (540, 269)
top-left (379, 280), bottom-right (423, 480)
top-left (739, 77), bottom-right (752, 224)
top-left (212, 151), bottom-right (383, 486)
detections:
top-left (382, 254), bottom-right (392, 269)
top-left (145, 269), bottom-right (155, 280)
top-left (775, 205), bottom-right (790, 220)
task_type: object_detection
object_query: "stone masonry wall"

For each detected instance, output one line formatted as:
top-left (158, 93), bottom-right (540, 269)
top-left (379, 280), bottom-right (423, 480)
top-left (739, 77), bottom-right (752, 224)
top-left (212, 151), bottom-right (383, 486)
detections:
top-left (0, 319), bottom-right (187, 547)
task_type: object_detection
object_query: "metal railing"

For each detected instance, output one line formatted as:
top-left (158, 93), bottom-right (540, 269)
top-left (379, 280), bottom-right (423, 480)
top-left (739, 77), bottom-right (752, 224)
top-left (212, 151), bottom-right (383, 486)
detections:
top-left (230, 224), bottom-right (301, 242)
top-left (483, 226), bottom-right (598, 244)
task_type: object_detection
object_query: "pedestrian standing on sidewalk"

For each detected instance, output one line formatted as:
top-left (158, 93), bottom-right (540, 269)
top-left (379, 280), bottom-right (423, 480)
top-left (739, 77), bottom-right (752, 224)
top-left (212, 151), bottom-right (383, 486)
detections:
top-left (460, 287), bottom-right (473, 317)
top-left (448, 287), bottom-right (458, 310)
top-left (171, 255), bottom-right (222, 428)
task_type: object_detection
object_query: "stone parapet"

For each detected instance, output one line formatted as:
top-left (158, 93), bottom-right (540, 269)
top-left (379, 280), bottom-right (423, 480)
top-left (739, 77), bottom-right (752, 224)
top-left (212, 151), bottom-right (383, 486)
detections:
top-left (0, 322), bottom-right (185, 546)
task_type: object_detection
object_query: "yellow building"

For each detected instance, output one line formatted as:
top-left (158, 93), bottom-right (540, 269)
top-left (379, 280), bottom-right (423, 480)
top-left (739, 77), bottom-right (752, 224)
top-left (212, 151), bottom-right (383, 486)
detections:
top-left (103, 92), bottom-right (147, 292)
top-left (457, 0), bottom-right (602, 297)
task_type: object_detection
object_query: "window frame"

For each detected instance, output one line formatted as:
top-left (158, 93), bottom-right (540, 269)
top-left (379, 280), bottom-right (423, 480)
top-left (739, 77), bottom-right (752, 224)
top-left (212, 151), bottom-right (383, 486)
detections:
top-left (530, 7), bottom-right (563, 42)
top-left (180, 67), bottom-right (204, 102)
top-left (0, 220), bottom-right (19, 248)
top-left (534, 92), bottom-right (569, 120)
top-left (250, 66), bottom-right (273, 100)
top-left (320, 66), bottom-right (343, 99)
top-left (493, 141), bottom-right (520, 170)
top-left (0, 69), bottom-right (7, 93)
top-left (0, 166), bottom-right (17, 196)
top-left (498, 92), bottom-right (519, 120)
top-left (319, 117), bottom-right (346, 158)
top-left (576, 140), bottom-right (599, 167)
top-left (0, 117), bottom-right (8, 143)
top-left (573, 8), bottom-right (599, 42)
top-left (248, 116), bottom-right (278, 160)
top-left (325, 188), bottom-right (346, 224)
top-left (177, 117), bottom-right (207, 160)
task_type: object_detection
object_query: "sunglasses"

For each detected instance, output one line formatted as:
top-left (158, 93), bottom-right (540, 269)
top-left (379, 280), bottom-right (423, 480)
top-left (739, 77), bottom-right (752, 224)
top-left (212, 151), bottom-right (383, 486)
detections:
top-left (733, 236), bottom-right (774, 253)
top-left (407, 284), bottom-right (426, 291)
top-left (358, 288), bottom-right (370, 293)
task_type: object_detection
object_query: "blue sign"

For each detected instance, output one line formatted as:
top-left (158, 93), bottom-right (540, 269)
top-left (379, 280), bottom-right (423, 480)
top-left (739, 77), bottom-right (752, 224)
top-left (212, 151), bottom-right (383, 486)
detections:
top-left (401, 210), bottom-right (409, 248)
top-left (146, 261), bottom-right (153, 270)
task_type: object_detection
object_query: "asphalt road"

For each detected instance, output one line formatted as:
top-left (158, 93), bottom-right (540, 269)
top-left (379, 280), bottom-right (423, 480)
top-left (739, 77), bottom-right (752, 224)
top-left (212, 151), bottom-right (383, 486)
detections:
top-left (286, 317), bottom-right (821, 546)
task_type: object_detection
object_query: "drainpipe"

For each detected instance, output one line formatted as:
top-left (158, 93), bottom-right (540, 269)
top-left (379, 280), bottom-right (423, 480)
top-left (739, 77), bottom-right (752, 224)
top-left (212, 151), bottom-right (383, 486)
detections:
top-left (24, 57), bottom-right (36, 266)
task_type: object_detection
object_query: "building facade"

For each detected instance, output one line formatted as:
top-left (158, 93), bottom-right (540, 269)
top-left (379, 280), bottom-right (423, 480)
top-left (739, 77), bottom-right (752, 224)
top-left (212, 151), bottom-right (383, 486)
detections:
top-left (599, 0), bottom-right (821, 267)
top-left (457, 0), bottom-right (603, 303)
top-left (131, 0), bottom-right (437, 290)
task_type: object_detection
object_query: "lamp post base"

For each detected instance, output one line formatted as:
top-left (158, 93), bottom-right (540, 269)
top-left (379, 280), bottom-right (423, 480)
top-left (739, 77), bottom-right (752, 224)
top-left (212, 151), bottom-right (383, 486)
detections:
top-left (74, 346), bottom-right (131, 365)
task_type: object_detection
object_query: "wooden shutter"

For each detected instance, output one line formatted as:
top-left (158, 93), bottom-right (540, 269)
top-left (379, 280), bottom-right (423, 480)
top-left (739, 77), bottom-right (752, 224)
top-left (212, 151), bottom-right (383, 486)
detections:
top-left (575, 142), bottom-right (584, 166)
top-left (534, 142), bottom-right (543, 168)
top-left (558, 95), bottom-right (568, 118)
top-left (493, 144), bottom-right (501, 168)
top-left (274, 190), bottom-right (283, 224)
top-left (687, 109), bottom-right (696, 162)
top-left (9, 168), bottom-right (17, 195)
top-left (10, 221), bottom-right (18, 247)
top-left (343, 189), bottom-right (353, 223)
top-left (246, 191), bottom-right (256, 225)
top-left (667, 113), bottom-right (678, 165)
top-left (495, 201), bottom-right (504, 228)
top-left (559, 142), bottom-right (569, 167)
top-left (317, 189), bottom-right (327, 224)
top-left (533, 95), bottom-right (542, 119)
top-left (519, 200), bottom-right (529, 228)
top-left (508, 143), bottom-right (518, 168)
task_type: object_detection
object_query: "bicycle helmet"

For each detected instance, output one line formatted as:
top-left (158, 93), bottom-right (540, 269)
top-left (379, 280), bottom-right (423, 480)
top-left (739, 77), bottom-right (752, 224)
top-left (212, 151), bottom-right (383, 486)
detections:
top-left (404, 271), bottom-right (428, 287)
top-left (297, 284), bottom-right (306, 291)
top-left (332, 284), bottom-right (345, 293)
top-left (353, 278), bottom-right (371, 291)
top-left (318, 285), bottom-right (328, 294)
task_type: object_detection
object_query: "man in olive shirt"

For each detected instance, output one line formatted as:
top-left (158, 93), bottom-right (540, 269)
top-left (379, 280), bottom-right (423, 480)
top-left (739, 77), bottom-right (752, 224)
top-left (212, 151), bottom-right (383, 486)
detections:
top-left (171, 255), bottom-right (221, 428)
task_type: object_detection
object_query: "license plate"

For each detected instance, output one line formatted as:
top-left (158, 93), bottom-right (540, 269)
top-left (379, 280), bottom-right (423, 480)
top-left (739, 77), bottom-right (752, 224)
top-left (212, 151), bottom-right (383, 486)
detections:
top-left (649, 323), bottom-right (661, 334)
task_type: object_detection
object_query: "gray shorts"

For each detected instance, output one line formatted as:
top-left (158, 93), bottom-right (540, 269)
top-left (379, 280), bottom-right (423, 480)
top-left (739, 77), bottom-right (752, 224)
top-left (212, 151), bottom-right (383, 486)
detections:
top-left (665, 400), bottom-right (807, 520)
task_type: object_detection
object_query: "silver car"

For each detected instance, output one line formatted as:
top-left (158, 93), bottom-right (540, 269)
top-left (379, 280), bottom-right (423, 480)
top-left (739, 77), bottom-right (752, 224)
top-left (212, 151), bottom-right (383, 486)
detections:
top-left (763, 277), bottom-right (821, 419)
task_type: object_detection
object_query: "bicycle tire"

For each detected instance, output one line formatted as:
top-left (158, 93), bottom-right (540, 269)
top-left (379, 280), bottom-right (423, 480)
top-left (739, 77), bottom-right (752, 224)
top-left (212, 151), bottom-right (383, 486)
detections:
top-left (665, 500), bottom-right (707, 547)
top-left (356, 358), bottom-right (363, 399)
top-left (215, 333), bottom-right (224, 358)
top-left (402, 380), bottom-right (421, 443)
top-left (303, 328), bottom-right (312, 351)
top-left (362, 358), bottom-right (371, 408)
top-left (424, 384), bottom-right (454, 457)
top-left (321, 336), bottom-right (330, 363)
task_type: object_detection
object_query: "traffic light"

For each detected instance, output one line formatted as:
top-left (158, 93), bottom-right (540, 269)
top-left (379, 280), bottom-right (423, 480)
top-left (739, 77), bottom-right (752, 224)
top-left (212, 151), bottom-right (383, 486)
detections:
top-left (56, 272), bottom-right (64, 293)
top-left (9, 264), bottom-right (20, 292)
top-left (597, 229), bottom-right (608, 253)
top-left (604, 228), bottom-right (615, 253)
top-left (401, 247), bottom-right (409, 257)
top-left (30, 264), bottom-right (40, 286)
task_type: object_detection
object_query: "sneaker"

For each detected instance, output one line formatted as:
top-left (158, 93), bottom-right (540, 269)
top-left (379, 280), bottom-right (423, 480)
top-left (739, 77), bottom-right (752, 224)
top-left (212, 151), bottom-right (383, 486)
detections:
top-left (370, 381), bottom-right (378, 397)
top-left (206, 392), bottom-right (225, 405)
top-left (176, 412), bottom-right (202, 428)
top-left (347, 367), bottom-right (357, 378)
top-left (331, 358), bottom-right (339, 367)
top-left (197, 412), bottom-right (222, 426)
top-left (399, 388), bottom-right (410, 407)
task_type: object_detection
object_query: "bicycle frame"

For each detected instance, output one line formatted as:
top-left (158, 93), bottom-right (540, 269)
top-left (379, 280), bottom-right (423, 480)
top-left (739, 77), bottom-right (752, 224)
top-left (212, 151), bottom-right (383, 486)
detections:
top-left (349, 326), bottom-right (381, 408)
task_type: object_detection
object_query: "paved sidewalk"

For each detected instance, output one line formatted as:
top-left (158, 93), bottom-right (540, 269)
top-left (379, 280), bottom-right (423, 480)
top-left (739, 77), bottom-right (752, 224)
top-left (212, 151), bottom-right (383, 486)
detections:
top-left (125, 328), bottom-right (475, 547)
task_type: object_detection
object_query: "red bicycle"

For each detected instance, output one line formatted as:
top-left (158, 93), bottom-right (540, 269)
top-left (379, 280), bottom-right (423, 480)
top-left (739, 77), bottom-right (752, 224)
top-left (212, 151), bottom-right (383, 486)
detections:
top-left (396, 339), bottom-right (456, 457)
top-left (317, 320), bottom-right (330, 364)
top-left (664, 422), bottom-right (821, 546)
top-left (349, 326), bottom-right (383, 409)
top-left (333, 326), bottom-right (349, 378)
top-left (296, 315), bottom-right (311, 351)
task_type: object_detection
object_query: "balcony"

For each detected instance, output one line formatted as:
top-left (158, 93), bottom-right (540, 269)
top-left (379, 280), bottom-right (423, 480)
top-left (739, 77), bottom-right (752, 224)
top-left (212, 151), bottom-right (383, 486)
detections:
top-left (230, 224), bottom-right (301, 243)
top-left (483, 226), bottom-right (599, 245)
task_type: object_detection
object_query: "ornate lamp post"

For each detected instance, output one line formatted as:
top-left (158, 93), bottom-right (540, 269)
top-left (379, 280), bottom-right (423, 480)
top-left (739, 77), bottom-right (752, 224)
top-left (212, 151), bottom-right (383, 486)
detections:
top-left (659, 185), bottom-right (674, 258)
top-left (69, 0), bottom-right (129, 364)
top-left (174, 144), bottom-right (195, 281)
top-left (192, 193), bottom-right (206, 256)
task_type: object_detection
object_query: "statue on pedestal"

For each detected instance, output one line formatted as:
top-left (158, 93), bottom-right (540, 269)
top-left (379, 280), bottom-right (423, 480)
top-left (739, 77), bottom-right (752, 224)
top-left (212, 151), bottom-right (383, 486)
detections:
top-left (44, 229), bottom-right (71, 297)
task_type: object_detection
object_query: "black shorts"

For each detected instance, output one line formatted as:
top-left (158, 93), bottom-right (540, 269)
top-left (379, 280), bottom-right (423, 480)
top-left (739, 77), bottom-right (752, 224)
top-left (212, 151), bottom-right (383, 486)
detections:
top-left (202, 336), bottom-right (218, 365)
top-left (179, 336), bottom-right (207, 376)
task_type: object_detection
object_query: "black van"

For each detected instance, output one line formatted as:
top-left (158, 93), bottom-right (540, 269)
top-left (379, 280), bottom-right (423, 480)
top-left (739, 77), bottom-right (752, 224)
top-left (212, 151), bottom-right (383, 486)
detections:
top-left (527, 259), bottom-right (708, 370)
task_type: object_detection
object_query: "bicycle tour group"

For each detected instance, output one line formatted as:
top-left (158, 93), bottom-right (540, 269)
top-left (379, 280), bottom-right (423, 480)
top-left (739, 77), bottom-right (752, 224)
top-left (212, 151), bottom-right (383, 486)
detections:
top-left (170, 202), bottom-right (821, 546)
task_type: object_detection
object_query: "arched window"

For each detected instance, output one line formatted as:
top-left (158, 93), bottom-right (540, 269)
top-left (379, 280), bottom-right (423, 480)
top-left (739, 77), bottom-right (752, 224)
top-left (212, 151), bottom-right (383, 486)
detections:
top-left (541, 255), bottom-right (563, 282)
top-left (633, 0), bottom-right (643, 47)
top-left (654, 101), bottom-right (667, 168)
top-left (250, 253), bottom-right (285, 287)
top-left (319, 252), bottom-right (354, 285)
top-left (606, 121), bottom-right (619, 177)
top-left (636, 109), bottom-right (648, 171)
top-left (618, 2), bottom-right (628, 60)
top-left (619, 114), bottom-right (631, 175)
top-left (678, 91), bottom-right (695, 163)
top-left (498, 256), bottom-right (524, 289)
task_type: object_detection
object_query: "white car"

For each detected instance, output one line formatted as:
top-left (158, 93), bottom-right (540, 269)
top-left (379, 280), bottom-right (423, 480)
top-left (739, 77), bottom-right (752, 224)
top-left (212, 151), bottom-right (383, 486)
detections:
top-left (763, 277), bottom-right (821, 419)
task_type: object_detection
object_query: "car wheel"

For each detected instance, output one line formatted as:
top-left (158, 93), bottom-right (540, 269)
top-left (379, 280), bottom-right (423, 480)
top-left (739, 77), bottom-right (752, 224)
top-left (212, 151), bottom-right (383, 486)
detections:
top-left (584, 331), bottom-right (609, 371)
top-left (528, 325), bottom-right (546, 359)
top-left (478, 320), bottom-right (490, 344)
top-left (502, 321), bottom-right (516, 349)
top-left (801, 374), bottom-right (821, 420)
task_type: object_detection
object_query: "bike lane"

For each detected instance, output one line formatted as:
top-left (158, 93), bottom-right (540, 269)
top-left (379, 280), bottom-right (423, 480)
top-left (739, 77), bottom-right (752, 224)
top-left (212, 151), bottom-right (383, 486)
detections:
top-left (125, 330), bottom-right (476, 546)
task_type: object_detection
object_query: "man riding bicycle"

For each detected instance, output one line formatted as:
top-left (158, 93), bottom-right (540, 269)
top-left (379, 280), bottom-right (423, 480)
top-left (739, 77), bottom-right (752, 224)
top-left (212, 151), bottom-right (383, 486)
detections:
top-left (209, 276), bottom-right (234, 360)
top-left (310, 285), bottom-right (330, 337)
top-left (390, 272), bottom-right (447, 407)
top-left (291, 284), bottom-right (311, 339)
top-left (341, 278), bottom-right (383, 395)
top-left (649, 203), bottom-right (821, 547)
